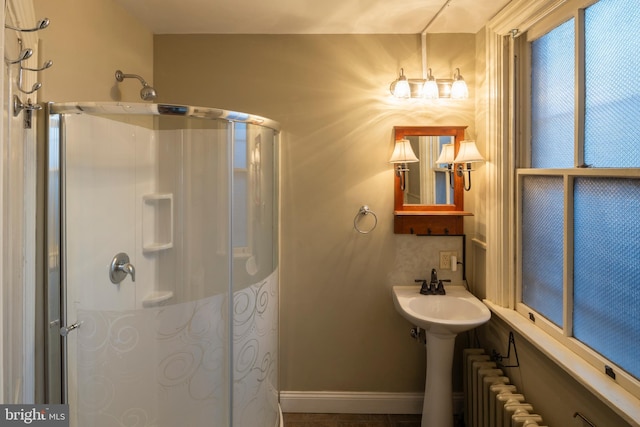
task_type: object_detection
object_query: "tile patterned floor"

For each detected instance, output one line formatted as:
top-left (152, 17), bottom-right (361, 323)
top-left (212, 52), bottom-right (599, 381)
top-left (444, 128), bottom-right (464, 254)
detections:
top-left (282, 413), bottom-right (422, 427)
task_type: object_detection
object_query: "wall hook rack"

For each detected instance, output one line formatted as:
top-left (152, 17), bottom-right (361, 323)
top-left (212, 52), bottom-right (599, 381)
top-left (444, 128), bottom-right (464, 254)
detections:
top-left (491, 331), bottom-right (520, 368)
top-left (6, 31), bottom-right (53, 127)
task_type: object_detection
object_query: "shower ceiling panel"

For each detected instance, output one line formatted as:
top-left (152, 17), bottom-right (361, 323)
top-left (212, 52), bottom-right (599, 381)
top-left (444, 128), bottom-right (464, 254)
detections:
top-left (114, 0), bottom-right (511, 34)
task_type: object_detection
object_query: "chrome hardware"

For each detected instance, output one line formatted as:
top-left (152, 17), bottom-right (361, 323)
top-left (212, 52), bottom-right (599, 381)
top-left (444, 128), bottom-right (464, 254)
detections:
top-left (353, 205), bottom-right (378, 234)
top-left (115, 70), bottom-right (157, 101)
top-left (17, 68), bottom-right (42, 94)
top-left (109, 252), bottom-right (136, 284)
top-left (13, 95), bottom-right (41, 129)
top-left (5, 48), bottom-right (33, 64)
top-left (13, 95), bottom-right (41, 116)
top-left (5, 18), bottom-right (50, 32)
top-left (22, 59), bottom-right (53, 72)
top-left (60, 321), bottom-right (81, 337)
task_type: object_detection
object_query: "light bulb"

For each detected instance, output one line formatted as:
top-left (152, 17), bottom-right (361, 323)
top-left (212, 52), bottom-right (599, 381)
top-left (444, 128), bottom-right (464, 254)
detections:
top-left (391, 68), bottom-right (410, 98)
top-left (451, 68), bottom-right (469, 99)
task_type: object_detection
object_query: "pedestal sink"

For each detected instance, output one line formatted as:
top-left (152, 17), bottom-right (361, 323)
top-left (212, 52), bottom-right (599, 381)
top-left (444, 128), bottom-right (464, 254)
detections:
top-left (392, 285), bottom-right (491, 427)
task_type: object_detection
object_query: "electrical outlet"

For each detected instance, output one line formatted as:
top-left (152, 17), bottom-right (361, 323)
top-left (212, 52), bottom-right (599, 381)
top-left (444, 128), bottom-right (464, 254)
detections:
top-left (439, 251), bottom-right (457, 270)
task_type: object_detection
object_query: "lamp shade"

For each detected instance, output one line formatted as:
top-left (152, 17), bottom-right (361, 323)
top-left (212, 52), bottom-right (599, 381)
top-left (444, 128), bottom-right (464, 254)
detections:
top-left (389, 139), bottom-right (419, 163)
top-left (435, 143), bottom-right (455, 164)
top-left (454, 140), bottom-right (484, 163)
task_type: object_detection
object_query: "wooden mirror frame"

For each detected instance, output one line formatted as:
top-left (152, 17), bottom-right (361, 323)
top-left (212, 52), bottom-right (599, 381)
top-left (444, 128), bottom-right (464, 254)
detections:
top-left (393, 125), bottom-right (472, 235)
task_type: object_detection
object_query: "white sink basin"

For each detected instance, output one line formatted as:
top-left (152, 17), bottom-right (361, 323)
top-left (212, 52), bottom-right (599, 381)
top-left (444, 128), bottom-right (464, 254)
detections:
top-left (392, 285), bottom-right (490, 335)
top-left (392, 285), bottom-right (491, 427)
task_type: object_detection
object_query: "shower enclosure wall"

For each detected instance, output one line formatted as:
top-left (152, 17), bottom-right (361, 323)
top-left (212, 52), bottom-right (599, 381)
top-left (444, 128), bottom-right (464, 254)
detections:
top-left (44, 103), bottom-right (280, 427)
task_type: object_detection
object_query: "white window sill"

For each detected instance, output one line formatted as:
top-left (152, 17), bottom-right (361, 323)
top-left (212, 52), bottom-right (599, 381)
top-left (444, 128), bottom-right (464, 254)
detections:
top-left (484, 300), bottom-right (640, 427)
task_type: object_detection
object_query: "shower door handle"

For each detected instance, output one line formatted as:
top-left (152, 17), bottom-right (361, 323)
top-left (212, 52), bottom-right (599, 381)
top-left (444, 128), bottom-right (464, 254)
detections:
top-left (60, 321), bottom-right (82, 337)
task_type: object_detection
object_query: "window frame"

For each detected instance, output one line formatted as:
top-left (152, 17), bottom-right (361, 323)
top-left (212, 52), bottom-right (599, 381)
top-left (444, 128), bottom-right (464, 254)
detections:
top-left (484, 0), bottom-right (640, 422)
top-left (513, 0), bottom-right (640, 400)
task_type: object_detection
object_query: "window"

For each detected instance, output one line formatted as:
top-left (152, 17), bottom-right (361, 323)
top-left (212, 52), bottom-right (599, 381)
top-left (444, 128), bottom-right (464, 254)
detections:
top-left (517, 0), bottom-right (640, 395)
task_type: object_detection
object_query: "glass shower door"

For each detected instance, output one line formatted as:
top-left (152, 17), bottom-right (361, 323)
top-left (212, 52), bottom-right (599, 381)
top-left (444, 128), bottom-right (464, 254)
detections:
top-left (51, 111), bottom-right (232, 427)
top-left (46, 103), bottom-right (280, 427)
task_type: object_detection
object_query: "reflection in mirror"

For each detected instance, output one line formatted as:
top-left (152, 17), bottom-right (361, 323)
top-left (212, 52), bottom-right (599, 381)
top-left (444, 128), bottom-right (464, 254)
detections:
top-left (403, 135), bottom-right (454, 205)
top-left (393, 126), bottom-right (471, 235)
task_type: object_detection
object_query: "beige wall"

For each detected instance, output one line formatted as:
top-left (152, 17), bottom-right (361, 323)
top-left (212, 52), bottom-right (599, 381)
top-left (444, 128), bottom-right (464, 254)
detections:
top-left (34, 0), bottom-right (153, 102)
top-left (154, 33), bottom-right (478, 392)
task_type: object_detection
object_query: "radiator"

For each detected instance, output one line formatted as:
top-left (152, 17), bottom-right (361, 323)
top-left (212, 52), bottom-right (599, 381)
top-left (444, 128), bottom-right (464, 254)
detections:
top-left (463, 349), bottom-right (547, 427)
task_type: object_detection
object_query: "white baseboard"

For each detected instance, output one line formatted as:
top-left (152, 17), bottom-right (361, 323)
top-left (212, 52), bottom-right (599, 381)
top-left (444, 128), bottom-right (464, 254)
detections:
top-left (280, 391), bottom-right (464, 414)
top-left (280, 391), bottom-right (423, 414)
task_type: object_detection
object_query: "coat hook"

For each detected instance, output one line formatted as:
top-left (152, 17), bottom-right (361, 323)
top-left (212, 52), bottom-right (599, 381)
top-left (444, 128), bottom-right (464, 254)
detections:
top-left (5, 17), bottom-right (50, 32)
top-left (5, 48), bottom-right (33, 64)
top-left (17, 68), bottom-right (42, 94)
top-left (22, 59), bottom-right (53, 72)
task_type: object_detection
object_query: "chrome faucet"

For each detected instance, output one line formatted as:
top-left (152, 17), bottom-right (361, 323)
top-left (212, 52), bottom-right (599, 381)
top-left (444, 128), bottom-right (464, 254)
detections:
top-left (120, 262), bottom-right (136, 282)
top-left (109, 252), bottom-right (136, 284)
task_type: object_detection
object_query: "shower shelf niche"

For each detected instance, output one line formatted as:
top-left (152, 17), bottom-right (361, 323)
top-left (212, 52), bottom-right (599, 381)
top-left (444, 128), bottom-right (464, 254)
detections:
top-left (142, 193), bottom-right (174, 253)
top-left (142, 290), bottom-right (175, 308)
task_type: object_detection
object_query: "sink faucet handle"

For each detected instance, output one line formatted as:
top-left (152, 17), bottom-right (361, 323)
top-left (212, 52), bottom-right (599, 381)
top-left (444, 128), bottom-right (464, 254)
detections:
top-left (416, 279), bottom-right (431, 295)
top-left (435, 279), bottom-right (451, 295)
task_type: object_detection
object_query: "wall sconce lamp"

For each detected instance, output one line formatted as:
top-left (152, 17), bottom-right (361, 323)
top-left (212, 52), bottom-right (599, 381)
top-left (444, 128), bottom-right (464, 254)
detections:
top-left (435, 143), bottom-right (455, 189)
top-left (435, 141), bottom-right (484, 191)
top-left (389, 139), bottom-right (419, 190)
top-left (389, 67), bottom-right (469, 99)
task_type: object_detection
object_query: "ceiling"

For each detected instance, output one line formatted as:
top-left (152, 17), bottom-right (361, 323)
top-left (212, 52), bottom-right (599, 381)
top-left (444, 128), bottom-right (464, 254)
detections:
top-left (114, 0), bottom-right (511, 35)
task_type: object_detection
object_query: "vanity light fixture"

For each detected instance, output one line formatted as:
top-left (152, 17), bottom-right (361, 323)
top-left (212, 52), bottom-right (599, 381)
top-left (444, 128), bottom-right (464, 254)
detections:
top-left (423, 68), bottom-right (439, 100)
top-left (454, 140), bottom-right (484, 191)
top-left (450, 68), bottom-right (469, 99)
top-left (389, 139), bottom-right (419, 191)
top-left (389, 67), bottom-right (469, 100)
top-left (391, 68), bottom-right (411, 98)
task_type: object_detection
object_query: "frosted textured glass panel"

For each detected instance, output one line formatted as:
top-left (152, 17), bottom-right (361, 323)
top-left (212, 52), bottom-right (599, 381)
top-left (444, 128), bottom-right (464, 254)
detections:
top-left (584, 0), bottom-right (640, 167)
top-left (574, 178), bottom-right (640, 380)
top-left (521, 176), bottom-right (564, 326)
top-left (531, 19), bottom-right (575, 169)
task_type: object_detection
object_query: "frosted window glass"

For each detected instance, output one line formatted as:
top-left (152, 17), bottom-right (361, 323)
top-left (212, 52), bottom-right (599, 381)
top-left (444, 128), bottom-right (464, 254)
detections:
top-left (574, 178), bottom-right (640, 380)
top-left (531, 19), bottom-right (575, 168)
top-left (521, 176), bottom-right (564, 326)
top-left (584, 0), bottom-right (640, 167)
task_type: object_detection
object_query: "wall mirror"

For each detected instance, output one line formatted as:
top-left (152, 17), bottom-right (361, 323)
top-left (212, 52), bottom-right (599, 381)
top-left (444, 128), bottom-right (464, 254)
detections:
top-left (393, 126), bottom-right (472, 235)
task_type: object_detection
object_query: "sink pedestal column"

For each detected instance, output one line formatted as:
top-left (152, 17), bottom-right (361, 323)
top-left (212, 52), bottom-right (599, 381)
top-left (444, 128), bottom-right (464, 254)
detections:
top-left (421, 331), bottom-right (456, 427)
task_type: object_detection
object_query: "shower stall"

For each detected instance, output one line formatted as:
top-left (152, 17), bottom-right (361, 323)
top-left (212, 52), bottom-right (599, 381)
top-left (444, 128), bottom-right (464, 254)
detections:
top-left (44, 102), bottom-right (280, 427)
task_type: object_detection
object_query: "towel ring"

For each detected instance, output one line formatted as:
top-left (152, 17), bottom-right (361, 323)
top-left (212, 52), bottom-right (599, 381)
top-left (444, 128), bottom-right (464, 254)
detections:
top-left (353, 205), bottom-right (378, 234)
